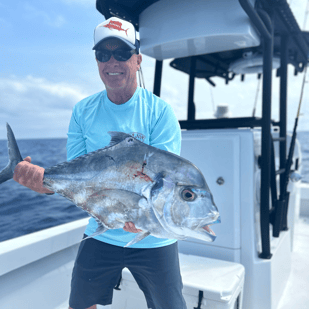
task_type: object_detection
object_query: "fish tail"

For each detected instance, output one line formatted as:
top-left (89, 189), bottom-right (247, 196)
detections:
top-left (0, 123), bottom-right (23, 184)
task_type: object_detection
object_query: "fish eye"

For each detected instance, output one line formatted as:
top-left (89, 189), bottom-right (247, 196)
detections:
top-left (127, 137), bottom-right (134, 143)
top-left (181, 188), bottom-right (196, 201)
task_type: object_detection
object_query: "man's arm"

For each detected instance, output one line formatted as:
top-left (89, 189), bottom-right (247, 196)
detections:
top-left (66, 107), bottom-right (87, 161)
top-left (13, 106), bottom-right (87, 194)
top-left (149, 103), bottom-right (181, 155)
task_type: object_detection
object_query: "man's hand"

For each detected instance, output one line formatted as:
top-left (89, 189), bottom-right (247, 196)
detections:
top-left (13, 157), bottom-right (54, 194)
top-left (123, 222), bottom-right (143, 233)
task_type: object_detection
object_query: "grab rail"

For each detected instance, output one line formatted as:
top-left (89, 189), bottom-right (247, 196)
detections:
top-left (239, 0), bottom-right (274, 259)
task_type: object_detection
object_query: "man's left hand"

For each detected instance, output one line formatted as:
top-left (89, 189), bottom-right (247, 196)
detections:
top-left (123, 222), bottom-right (143, 233)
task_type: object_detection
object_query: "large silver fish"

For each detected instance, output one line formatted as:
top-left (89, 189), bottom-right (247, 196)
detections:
top-left (0, 123), bottom-right (220, 247)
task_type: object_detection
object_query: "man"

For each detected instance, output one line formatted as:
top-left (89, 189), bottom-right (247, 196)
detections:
top-left (13, 17), bottom-right (187, 309)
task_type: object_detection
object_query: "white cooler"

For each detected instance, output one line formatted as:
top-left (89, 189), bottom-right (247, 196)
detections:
top-left (108, 253), bottom-right (245, 309)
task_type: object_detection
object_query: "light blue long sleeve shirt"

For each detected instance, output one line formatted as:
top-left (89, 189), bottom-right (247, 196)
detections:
top-left (66, 87), bottom-right (181, 248)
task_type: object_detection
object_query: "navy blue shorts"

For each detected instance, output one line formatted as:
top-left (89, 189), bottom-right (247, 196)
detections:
top-left (69, 235), bottom-right (187, 309)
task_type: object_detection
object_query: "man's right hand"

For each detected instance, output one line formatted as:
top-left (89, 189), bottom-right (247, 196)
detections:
top-left (13, 156), bottom-right (54, 194)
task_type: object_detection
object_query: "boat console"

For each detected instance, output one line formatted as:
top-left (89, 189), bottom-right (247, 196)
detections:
top-left (94, 0), bottom-right (309, 308)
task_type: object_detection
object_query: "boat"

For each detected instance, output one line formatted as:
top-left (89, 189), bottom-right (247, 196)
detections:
top-left (1, 0), bottom-right (309, 308)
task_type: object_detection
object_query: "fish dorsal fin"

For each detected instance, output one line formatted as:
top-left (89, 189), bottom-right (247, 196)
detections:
top-left (45, 131), bottom-right (134, 177)
top-left (108, 131), bottom-right (134, 147)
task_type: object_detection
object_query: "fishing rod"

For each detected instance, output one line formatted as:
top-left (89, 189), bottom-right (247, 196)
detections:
top-left (276, 63), bottom-right (308, 234)
top-left (284, 64), bottom-right (307, 187)
top-left (283, 0), bottom-right (309, 198)
top-left (272, 0), bottom-right (309, 236)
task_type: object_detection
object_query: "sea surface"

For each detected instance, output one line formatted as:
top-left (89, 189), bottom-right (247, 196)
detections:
top-left (0, 132), bottom-right (308, 242)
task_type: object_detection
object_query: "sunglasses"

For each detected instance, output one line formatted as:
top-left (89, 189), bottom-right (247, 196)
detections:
top-left (95, 49), bottom-right (136, 63)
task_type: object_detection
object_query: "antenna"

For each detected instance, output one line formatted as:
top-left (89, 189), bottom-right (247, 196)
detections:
top-left (288, 0), bottom-right (294, 7)
top-left (296, 64), bottom-right (308, 119)
top-left (209, 84), bottom-right (215, 113)
top-left (252, 77), bottom-right (261, 117)
top-left (303, 0), bottom-right (309, 30)
top-left (138, 66), bottom-right (145, 89)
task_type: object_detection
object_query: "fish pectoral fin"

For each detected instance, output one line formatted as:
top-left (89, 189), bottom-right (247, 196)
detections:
top-left (141, 183), bottom-right (153, 200)
top-left (124, 231), bottom-right (151, 248)
top-left (141, 172), bottom-right (165, 200)
top-left (81, 223), bottom-right (108, 241)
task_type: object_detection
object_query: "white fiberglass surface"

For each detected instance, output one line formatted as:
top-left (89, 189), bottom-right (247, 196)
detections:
top-left (277, 216), bottom-right (309, 309)
top-left (139, 0), bottom-right (260, 60)
top-left (180, 130), bottom-right (242, 250)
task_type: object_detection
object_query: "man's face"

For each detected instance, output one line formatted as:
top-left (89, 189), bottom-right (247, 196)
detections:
top-left (96, 40), bottom-right (142, 92)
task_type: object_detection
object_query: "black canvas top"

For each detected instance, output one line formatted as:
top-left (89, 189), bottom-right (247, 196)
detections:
top-left (96, 0), bottom-right (309, 81)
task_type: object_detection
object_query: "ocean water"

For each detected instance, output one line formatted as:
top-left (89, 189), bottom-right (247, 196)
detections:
top-left (0, 139), bottom-right (88, 242)
top-left (0, 132), bottom-right (308, 243)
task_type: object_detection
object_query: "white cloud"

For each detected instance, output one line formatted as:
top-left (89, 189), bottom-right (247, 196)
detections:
top-left (0, 75), bottom-right (87, 112)
top-left (23, 3), bottom-right (66, 28)
top-left (0, 75), bottom-right (90, 138)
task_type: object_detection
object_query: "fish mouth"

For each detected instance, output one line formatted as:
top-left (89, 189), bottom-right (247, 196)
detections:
top-left (201, 224), bottom-right (216, 236)
top-left (199, 216), bottom-right (221, 237)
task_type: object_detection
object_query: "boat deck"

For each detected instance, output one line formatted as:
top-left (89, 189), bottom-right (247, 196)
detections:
top-left (57, 216), bottom-right (309, 309)
top-left (277, 216), bottom-right (309, 309)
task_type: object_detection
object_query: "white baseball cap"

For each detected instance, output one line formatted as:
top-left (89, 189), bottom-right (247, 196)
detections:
top-left (93, 17), bottom-right (138, 52)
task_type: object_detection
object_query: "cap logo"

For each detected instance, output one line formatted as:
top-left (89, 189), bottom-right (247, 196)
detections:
top-left (103, 20), bottom-right (129, 36)
top-left (105, 42), bottom-right (120, 51)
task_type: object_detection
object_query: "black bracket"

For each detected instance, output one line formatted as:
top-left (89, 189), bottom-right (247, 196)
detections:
top-left (272, 199), bottom-right (285, 237)
top-left (281, 192), bottom-right (290, 231)
top-left (194, 290), bottom-right (204, 309)
top-left (114, 273), bottom-right (122, 291)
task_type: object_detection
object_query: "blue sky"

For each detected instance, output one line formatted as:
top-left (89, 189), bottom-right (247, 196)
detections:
top-left (0, 0), bottom-right (105, 139)
top-left (1, 0), bottom-right (309, 139)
